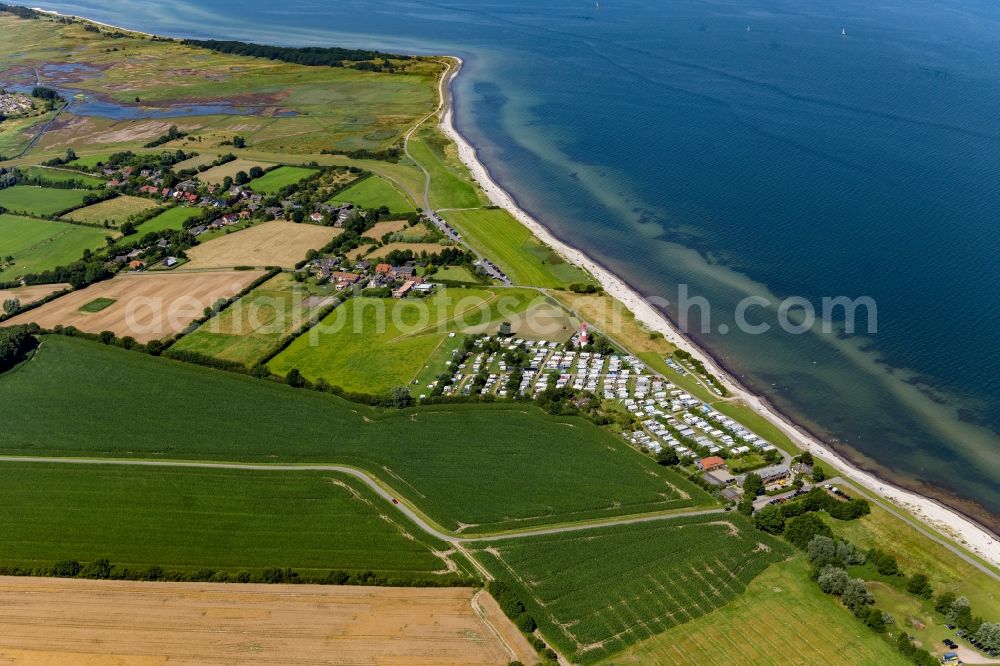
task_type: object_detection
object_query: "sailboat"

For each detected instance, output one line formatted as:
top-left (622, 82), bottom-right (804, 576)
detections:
top-left (842, 28), bottom-right (847, 37)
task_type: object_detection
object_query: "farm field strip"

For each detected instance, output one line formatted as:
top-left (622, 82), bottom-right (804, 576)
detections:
top-left (181, 220), bottom-right (340, 269)
top-left (472, 515), bottom-right (792, 664)
top-left (0, 461), bottom-right (454, 576)
top-left (5, 271), bottom-right (265, 342)
top-left (0, 337), bottom-right (712, 534)
top-left (137, 205), bottom-right (202, 234)
top-left (0, 185), bottom-right (91, 216)
top-left (247, 165), bottom-right (318, 193)
top-left (63, 195), bottom-right (160, 226)
top-left (332, 174), bottom-right (416, 212)
top-left (0, 214), bottom-right (109, 279)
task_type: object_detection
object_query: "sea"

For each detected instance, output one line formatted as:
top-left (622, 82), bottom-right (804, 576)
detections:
top-left (31, 0), bottom-right (1000, 529)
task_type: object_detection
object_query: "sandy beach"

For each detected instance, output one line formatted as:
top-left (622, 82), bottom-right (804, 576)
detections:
top-left (438, 56), bottom-right (1000, 570)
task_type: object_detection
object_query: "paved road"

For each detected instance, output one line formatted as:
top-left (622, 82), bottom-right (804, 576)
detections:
top-left (0, 456), bottom-right (724, 544)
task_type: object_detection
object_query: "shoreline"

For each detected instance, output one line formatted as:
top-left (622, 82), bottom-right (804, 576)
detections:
top-left (437, 56), bottom-right (1000, 569)
top-left (22, 4), bottom-right (1000, 569)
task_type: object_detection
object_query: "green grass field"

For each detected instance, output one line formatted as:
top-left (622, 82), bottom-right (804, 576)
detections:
top-left (173, 273), bottom-right (333, 365)
top-left (473, 514), bottom-right (792, 664)
top-left (608, 557), bottom-right (908, 666)
top-left (408, 128), bottom-right (484, 209)
top-left (247, 166), bottom-right (318, 194)
top-left (137, 206), bottom-right (202, 235)
top-left (79, 297), bottom-right (116, 313)
top-left (0, 462), bottom-right (451, 578)
top-left (0, 185), bottom-right (91, 216)
top-left (64, 195), bottom-right (160, 226)
top-left (443, 208), bottom-right (590, 288)
top-left (832, 501), bottom-right (1000, 620)
top-left (0, 336), bottom-right (711, 534)
top-left (18, 166), bottom-right (107, 189)
top-left (268, 288), bottom-right (540, 394)
top-left (331, 174), bottom-right (415, 212)
top-left (0, 214), bottom-right (109, 279)
top-left (67, 154), bottom-right (112, 169)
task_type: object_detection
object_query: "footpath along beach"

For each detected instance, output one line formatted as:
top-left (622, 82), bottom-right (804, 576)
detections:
top-left (438, 56), bottom-right (1000, 570)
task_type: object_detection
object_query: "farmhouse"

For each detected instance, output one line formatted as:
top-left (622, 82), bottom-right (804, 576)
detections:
top-left (331, 271), bottom-right (361, 289)
top-left (392, 280), bottom-right (415, 299)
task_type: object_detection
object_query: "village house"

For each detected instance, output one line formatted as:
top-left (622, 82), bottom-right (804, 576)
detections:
top-left (756, 464), bottom-right (792, 490)
top-left (330, 271), bottom-right (361, 289)
top-left (697, 456), bottom-right (726, 472)
top-left (392, 280), bottom-right (416, 299)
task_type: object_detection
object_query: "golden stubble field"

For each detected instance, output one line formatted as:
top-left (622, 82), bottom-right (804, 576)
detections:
top-left (182, 221), bottom-right (341, 269)
top-left (0, 578), bottom-right (532, 665)
top-left (6, 271), bottom-right (264, 342)
top-left (0, 283), bottom-right (70, 308)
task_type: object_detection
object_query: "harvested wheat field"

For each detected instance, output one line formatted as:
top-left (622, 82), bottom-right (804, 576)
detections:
top-left (197, 159), bottom-right (273, 185)
top-left (0, 578), bottom-right (533, 666)
top-left (182, 222), bottom-right (341, 269)
top-left (0, 283), bottom-right (71, 308)
top-left (6, 271), bottom-right (264, 342)
top-left (363, 219), bottom-right (411, 239)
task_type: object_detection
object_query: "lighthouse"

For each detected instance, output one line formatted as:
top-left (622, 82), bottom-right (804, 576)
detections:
top-left (579, 322), bottom-right (589, 346)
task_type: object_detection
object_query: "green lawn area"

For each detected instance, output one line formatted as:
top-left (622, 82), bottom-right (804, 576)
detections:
top-left (173, 273), bottom-right (333, 365)
top-left (0, 214), bottom-right (109, 279)
top-left (79, 297), bottom-right (116, 313)
top-left (608, 557), bottom-right (908, 666)
top-left (473, 514), bottom-right (792, 664)
top-left (0, 336), bottom-right (712, 535)
top-left (443, 208), bottom-right (590, 288)
top-left (0, 185), bottom-right (91, 216)
top-left (67, 154), bottom-right (111, 169)
top-left (330, 174), bottom-right (415, 212)
top-left (0, 462), bottom-right (452, 579)
top-left (407, 128), bottom-right (484, 209)
top-left (137, 206), bottom-right (202, 235)
top-left (63, 195), bottom-right (160, 226)
top-left (428, 264), bottom-right (482, 284)
top-left (18, 166), bottom-right (107, 189)
top-left (246, 165), bottom-right (318, 194)
top-left (267, 288), bottom-right (540, 394)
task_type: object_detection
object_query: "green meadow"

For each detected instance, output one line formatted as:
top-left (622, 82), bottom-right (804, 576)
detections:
top-left (0, 214), bottom-right (109, 279)
top-left (443, 208), bottom-right (590, 288)
top-left (407, 128), bottom-right (484, 209)
top-left (474, 515), bottom-right (791, 664)
top-left (173, 273), bottom-right (332, 365)
top-left (0, 462), bottom-right (451, 578)
top-left (0, 336), bottom-right (711, 534)
top-left (268, 288), bottom-right (540, 394)
top-left (331, 174), bottom-right (415, 212)
top-left (246, 165), bottom-right (318, 193)
top-left (138, 206), bottom-right (202, 235)
top-left (0, 186), bottom-right (91, 217)
top-left (18, 166), bottom-right (107, 189)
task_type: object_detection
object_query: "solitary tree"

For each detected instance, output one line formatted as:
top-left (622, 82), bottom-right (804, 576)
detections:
top-left (2, 298), bottom-right (20, 315)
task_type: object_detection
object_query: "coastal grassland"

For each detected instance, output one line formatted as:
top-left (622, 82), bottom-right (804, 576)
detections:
top-left (830, 500), bottom-right (1000, 620)
top-left (0, 14), bottom-right (444, 158)
top-left (331, 174), bottom-right (415, 212)
top-left (443, 208), bottom-right (590, 288)
top-left (181, 221), bottom-right (340, 269)
top-left (0, 214), bottom-right (108, 279)
top-left (428, 264), bottom-right (481, 284)
top-left (196, 159), bottom-right (273, 185)
top-left (17, 166), bottom-right (107, 188)
top-left (64, 195), bottom-right (160, 226)
top-left (247, 166), bottom-right (318, 194)
top-left (0, 462), bottom-right (451, 578)
top-left (366, 242), bottom-right (445, 259)
top-left (473, 514), bottom-right (792, 664)
top-left (0, 112), bottom-right (58, 158)
top-left (0, 186), bottom-right (91, 216)
top-left (267, 288), bottom-right (541, 393)
top-left (172, 273), bottom-right (334, 365)
top-left (552, 291), bottom-right (676, 357)
top-left (607, 557), bottom-right (908, 666)
top-left (137, 206), bottom-right (202, 234)
top-left (0, 336), bottom-right (711, 533)
top-left (408, 127), bottom-right (485, 209)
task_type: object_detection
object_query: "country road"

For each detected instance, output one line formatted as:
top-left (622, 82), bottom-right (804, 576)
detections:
top-left (0, 456), bottom-right (724, 544)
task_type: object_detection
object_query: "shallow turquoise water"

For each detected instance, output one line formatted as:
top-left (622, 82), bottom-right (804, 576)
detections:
top-left (26, 0), bottom-right (1000, 525)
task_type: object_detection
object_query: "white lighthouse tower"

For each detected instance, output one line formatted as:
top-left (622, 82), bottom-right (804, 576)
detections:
top-left (579, 322), bottom-right (589, 346)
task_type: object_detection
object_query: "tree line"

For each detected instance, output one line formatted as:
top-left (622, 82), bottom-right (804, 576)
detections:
top-left (181, 39), bottom-right (408, 69)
